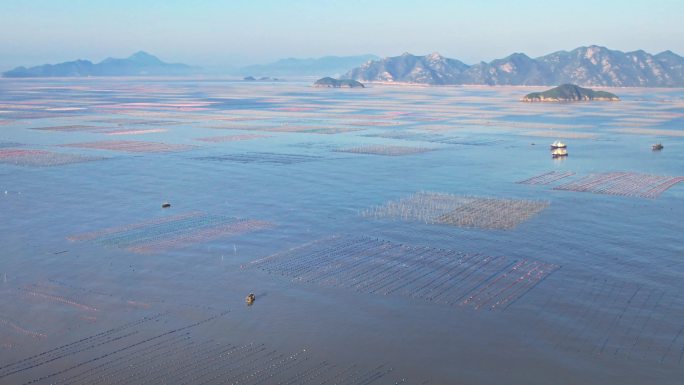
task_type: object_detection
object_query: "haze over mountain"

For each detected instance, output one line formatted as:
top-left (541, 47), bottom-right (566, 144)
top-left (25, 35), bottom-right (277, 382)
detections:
top-left (2, 52), bottom-right (199, 77)
top-left (238, 55), bottom-right (379, 77)
top-left (344, 46), bottom-right (684, 87)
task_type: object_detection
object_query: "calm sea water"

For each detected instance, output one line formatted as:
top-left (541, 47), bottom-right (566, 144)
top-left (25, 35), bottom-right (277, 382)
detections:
top-left (1, 79), bottom-right (683, 384)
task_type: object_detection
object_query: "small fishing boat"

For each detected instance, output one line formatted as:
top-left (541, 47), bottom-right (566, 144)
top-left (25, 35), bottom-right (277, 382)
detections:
top-left (161, 202), bottom-right (171, 208)
top-left (245, 293), bottom-right (255, 305)
top-left (550, 140), bottom-right (567, 149)
top-left (652, 143), bottom-right (663, 151)
top-left (552, 148), bottom-right (568, 158)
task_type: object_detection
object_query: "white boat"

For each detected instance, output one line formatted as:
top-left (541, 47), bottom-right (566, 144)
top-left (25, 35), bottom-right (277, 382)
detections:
top-left (550, 140), bottom-right (567, 149)
top-left (552, 148), bottom-right (568, 158)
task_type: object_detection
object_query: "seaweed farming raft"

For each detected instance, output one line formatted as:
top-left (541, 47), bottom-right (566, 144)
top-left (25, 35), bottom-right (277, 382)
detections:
top-left (0, 148), bottom-right (104, 167)
top-left (362, 192), bottom-right (549, 230)
top-left (250, 235), bottom-right (559, 311)
top-left (194, 134), bottom-right (272, 143)
top-left (517, 171), bottom-right (684, 199)
top-left (194, 152), bottom-right (325, 165)
top-left (0, 311), bottom-right (408, 385)
top-left (60, 140), bottom-right (196, 153)
top-left (334, 145), bottom-right (437, 156)
top-left (535, 279), bottom-right (684, 365)
top-left (364, 131), bottom-right (504, 146)
top-left (553, 172), bottom-right (684, 199)
top-left (68, 211), bottom-right (274, 254)
top-left (516, 171), bottom-right (576, 185)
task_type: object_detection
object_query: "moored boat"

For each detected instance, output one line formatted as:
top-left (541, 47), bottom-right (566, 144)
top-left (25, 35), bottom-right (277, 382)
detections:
top-left (550, 140), bottom-right (567, 149)
top-left (552, 148), bottom-right (568, 158)
top-left (652, 143), bottom-right (663, 151)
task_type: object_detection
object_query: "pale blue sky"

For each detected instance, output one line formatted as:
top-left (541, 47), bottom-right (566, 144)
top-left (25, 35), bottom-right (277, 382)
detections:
top-left (0, 0), bottom-right (682, 70)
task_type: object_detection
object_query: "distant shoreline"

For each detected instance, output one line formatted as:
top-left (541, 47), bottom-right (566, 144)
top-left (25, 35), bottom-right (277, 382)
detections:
top-left (1, 76), bottom-right (683, 91)
top-left (339, 81), bottom-right (684, 91)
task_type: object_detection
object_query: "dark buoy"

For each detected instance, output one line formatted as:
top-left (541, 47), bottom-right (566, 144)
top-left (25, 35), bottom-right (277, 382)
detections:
top-left (162, 202), bottom-right (171, 208)
top-left (245, 293), bottom-right (255, 305)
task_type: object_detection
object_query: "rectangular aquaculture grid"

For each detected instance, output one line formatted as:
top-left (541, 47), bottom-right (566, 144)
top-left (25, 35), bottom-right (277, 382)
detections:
top-left (554, 172), bottom-right (684, 199)
top-left (539, 280), bottom-right (684, 364)
top-left (19, 285), bottom-right (99, 312)
top-left (343, 120), bottom-right (400, 127)
top-left (260, 125), bottom-right (361, 134)
top-left (194, 134), bottom-right (271, 143)
top-left (217, 124), bottom-right (361, 134)
top-left (194, 152), bottom-right (324, 164)
top-left (30, 125), bottom-right (105, 132)
top-left (518, 171), bottom-right (684, 198)
top-left (60, 140), bottom-right (196, 153)
top-left (334, 145), bottom-right (436, 156)
top-left (297, 126), bottom-right (361, 134)
top-left (365, 132), bottom-right (503, 146)
top-left (9, 280), bottom-right (157, 333)
top-left (104, 128), bottom-right (167, 135)
top-left (68, 212), bottom-right (273, 254)
top-left (0, 149), bottom-right (103, 167)
top-left (0, 312), bottom-right (407, 385)
top-left (0, 142), bottom-right (23, 149)
top-left (516, 171), bottom-right (576, 185)
top-left (251, 235), bottom-right (559, 311)
top-left (361, 192), bottom-right (549, 230)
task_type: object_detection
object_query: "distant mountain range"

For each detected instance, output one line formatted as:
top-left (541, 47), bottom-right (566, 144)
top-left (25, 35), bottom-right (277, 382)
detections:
top-left (2, 52), bottom-right (199, 77)
top-left (7, 47), bottom-right (683, 86)
top-left (238, 55), bottom-right (379, 77)
top-left (344, 46), bottom-right (684, 87)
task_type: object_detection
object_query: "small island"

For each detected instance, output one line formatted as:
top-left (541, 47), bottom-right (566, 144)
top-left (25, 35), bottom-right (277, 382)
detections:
top-left (243, 76), bottom-right (281, 81)
top-left (522, 84), bottom-right (619, 102)
top-left (313, 77), bottom-right (365, 88)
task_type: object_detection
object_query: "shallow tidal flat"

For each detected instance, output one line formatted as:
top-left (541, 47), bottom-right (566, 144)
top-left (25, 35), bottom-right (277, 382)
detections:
top-left (0, 79), bottom-right (683, 385)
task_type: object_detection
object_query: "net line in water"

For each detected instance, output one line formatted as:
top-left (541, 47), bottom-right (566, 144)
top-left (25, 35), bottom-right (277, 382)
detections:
top-left (87, 118), bottom-right (185, 126)
top-left (516, 171), bottom-right (576, 185)
top-left (194, 152), bottom-right (325, 164)
top-left (536, 280), bottom-right (684, 365)
top-left (0, 148), bottom-right (105, 167)
top-left (67, 211), bottom-right (204, 242)
top-left (364, 131), bottom-right (504, 146)
top-left (59, 140), bottom-right (197, 153)
top-left (554, 172), bottom-right (684, 199)
top-left (104, 128), bottom-right (168, 135)
top-left (227, 124), bottom-right (362, 134)
top-left (517, 170), bottom-right (684, 199)
top-left (0, 312), bottom-right (170, 379)
top-left (68, 212), bottom-right (274, 254)
top-left (0, 142), bottom-right (23, 149)
top-left (29, 125), bottom-right (105, 132)
top-left (361, 192), bottom-right (549, 230)
top-left (0, 311), bottom-right (409, 385)
top-left (194, 134), bottom-right (272, 143)
top-left (0, 318), bottom-right (47, 340)
top-left (19, 286), bottom-right (99, 312)
top-left (334, 145), bottom-right (437, 156)
top-left (249, 235), bottom-right (559, 311)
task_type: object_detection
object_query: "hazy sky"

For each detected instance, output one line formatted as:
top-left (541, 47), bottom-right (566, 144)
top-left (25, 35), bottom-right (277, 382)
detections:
top-left (1, 0), bottom-right (682, 70)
